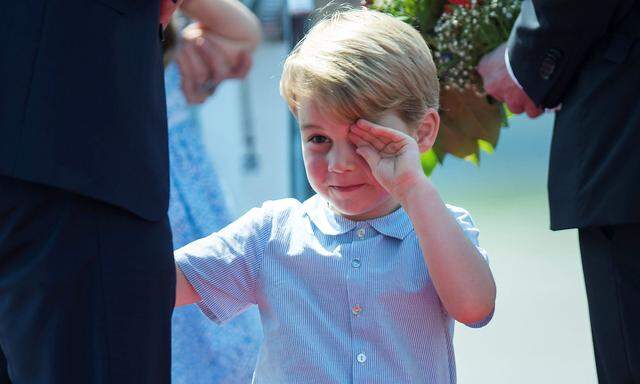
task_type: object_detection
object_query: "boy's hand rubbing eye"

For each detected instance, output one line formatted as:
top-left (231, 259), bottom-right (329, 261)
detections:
top-left (349, 119), bottom-right (427, 199)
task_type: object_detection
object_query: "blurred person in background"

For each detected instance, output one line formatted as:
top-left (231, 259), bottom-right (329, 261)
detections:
top-left (478, 1), bottom-right (640, 382)
top-left (162, 0), bottom-right (263, 382)
top-left (0, 1), bottom-right (182, 383)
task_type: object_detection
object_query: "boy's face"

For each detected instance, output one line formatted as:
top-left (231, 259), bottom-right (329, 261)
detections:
top-left (298, 99), bottom-right (413, 221)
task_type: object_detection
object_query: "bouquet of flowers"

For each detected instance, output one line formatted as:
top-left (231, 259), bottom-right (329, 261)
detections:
top-left (373, 0), bottom-right (521, 174)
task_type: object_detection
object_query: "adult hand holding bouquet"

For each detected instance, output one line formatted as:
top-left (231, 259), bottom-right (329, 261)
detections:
top-left (373, 0), bottom-right (521, 174)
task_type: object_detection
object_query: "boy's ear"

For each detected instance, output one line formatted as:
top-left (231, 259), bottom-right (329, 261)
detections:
top-left (415, 109), bottom-right (440, 153)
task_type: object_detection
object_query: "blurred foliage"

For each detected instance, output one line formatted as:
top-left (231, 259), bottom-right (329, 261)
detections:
top-left (373, 0), bottom-right (520, 175)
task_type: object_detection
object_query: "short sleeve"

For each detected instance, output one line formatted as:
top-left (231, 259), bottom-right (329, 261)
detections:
top-left (447, 205), bottom-right (489, 263)
top-left (447, 204), bottom-right (494, 328)
top-left (175, 203), bottom-right (273, 324)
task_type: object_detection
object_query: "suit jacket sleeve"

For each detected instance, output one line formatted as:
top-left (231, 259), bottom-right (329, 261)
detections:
top-left (506, 0), bottom-right (623, 108)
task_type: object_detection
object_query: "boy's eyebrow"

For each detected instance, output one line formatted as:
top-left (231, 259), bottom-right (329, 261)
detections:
top-left (301, 124), bottom-right (324, 130)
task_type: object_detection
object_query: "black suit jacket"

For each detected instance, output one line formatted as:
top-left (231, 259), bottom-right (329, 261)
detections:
top-left (507, 0), bottom-right (640, 230)
top-left (0, 0), bottom-right (168, 221)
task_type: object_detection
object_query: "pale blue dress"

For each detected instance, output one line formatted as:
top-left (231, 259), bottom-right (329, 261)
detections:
top-left (166, 63), bottom-right (263, 384)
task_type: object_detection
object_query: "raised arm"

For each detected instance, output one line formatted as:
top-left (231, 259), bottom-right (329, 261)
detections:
top-left (395, 176), bottom-right (496, 325)
top-left (349, 116), bottom-right (496, 325)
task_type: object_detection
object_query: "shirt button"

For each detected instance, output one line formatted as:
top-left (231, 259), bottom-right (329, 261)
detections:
top-left (351, 259), bottom-right (361, 268)
top-left (357, 353), bottom-right (367, 364)
top-left (356, 228), bottom-right (365, 239)
top-left (352, 305), bottom-right (362, 316)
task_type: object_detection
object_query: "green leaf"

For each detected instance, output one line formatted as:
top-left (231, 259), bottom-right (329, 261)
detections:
top-left (373, 0), bottom-right (517, 176)
top-left (478, 139), bottom-right (494, 154)
top-left (430, 88), bottom-right (507, 172)
top-left (503, 103), bottom-right (514, 119)
top-left (418, 0), bottom-right (446, 33)
top-left (421, 149), bottom-right (439, 176)
top-left (438, 88), bottom-right (504, 152)
top-left (464, 152), bottom-right (480, 166)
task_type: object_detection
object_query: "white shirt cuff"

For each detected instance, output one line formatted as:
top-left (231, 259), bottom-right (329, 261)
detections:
top-left (504, 48), bottom-right (523, 89)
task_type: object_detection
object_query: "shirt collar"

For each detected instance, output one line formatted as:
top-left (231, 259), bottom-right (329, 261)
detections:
top-left (303, 194), bottom-right (413, 240)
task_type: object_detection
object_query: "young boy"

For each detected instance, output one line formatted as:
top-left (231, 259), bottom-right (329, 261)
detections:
top-left (175, 8), bottom-right (496, 383)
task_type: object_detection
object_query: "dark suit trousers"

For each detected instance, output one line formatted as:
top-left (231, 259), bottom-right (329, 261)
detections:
top-left (579, 224), bottom-right (640, 384)
top-left (0, 176), bottom-right (175, 383)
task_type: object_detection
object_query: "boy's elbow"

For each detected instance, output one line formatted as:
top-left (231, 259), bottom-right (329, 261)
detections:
top-left (451, 289), bottom-right (496, 326)
top-left (454, 302), bottom-right (495, 326)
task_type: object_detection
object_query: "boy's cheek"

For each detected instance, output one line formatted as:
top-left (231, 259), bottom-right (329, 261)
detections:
top-left (303, 157), bottom-right (327, 182)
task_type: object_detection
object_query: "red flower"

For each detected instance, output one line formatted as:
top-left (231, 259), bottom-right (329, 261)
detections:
top-left (444, 0), bottom-right (478, 12)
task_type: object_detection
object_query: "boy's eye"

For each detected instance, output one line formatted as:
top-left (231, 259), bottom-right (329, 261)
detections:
top-left (308, 135), bottom-right (329, 144)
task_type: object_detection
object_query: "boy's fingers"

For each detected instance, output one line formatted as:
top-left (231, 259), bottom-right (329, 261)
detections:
top-left (383, 141), bottom-right (401, 154)
top-left (355, 118), bottom-right (408, 142)
top-left (355, 145), bottom-right (379, 166)
top-left (353, 125), bottom-right (411, 156)
top-left (348, 131), bottom-right (370, 148)
top-left (350, 125), bottom-right (388, 150)
top-left (355, 118), bottom-right (387, 136)
top-left (356, 118), bottom-right (395, 135)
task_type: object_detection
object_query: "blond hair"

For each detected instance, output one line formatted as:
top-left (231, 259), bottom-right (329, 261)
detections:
top-left (280, 8), bottom-right (439, 127)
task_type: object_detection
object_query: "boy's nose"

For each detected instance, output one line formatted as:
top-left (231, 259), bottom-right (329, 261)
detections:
top-left (327, 143), bottom-right (357, 173)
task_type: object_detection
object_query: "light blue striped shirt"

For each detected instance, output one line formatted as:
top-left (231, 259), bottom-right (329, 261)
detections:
top-left (175, 195), bottom-right (492, 383)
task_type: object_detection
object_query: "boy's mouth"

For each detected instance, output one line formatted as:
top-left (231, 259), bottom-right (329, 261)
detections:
top-left (330, 184), bottom-right (365, 193)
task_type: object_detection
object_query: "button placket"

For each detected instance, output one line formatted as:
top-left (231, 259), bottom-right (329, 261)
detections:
top-left (352, 225), bottom-right (366, 269)
top-left (347, 225), bottom-right (369, 377)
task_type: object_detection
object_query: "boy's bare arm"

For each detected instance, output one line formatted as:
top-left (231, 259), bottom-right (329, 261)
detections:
top-left (175, 264), bottom-right (202, 307)
top-left (398, 181), bottom-right (496, 325)
top-left (349, 117), bottom-right (496, 325)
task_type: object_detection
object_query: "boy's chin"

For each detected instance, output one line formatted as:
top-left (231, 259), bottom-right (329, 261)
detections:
top-left (323, 199), bottom-right (366, 217)
top-left (329, 202), bottom-right (386, 221)
top-left (331, 205), bottom-right (363, 216)
top-left (322, 193), bottom-right (397, 221)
